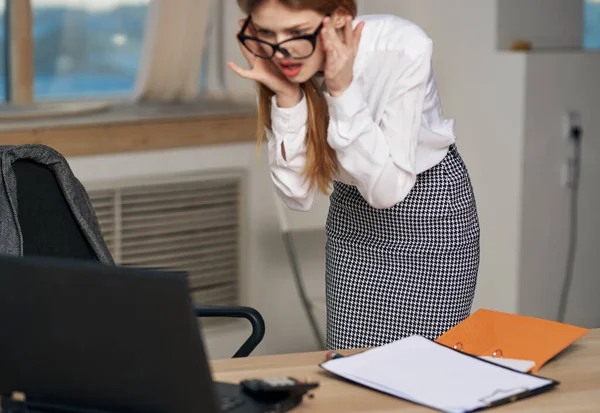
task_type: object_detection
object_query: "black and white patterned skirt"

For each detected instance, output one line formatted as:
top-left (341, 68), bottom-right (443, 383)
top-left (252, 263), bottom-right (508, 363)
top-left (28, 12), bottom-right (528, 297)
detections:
top-left (325, 144), bottom-right (480, 350)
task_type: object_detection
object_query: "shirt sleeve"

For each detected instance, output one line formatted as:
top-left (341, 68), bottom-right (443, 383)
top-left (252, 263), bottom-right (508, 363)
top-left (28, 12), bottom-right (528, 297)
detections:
top-left (266, 91), bottom-right (320, 211)
top-left (325, 40), bottom-right (433, 209)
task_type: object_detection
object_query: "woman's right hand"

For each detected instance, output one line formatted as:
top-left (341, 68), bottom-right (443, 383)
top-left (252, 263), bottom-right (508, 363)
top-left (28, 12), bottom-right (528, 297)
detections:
top-left (228, 20), bottom-right (301, 107)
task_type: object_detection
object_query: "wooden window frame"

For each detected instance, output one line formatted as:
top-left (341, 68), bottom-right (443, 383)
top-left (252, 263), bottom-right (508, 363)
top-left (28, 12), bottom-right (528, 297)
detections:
top-left (6, 0), bottom-right (34, 104)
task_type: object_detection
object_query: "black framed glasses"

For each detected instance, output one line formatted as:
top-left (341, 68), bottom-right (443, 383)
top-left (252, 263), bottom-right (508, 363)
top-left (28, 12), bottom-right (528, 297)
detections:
top-left (237, 16), bottom-right (325, 60)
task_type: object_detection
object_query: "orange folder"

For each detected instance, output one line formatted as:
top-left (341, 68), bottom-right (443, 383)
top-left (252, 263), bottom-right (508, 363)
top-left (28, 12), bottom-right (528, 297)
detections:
top-left (435, 309), bottom-right (590, 372)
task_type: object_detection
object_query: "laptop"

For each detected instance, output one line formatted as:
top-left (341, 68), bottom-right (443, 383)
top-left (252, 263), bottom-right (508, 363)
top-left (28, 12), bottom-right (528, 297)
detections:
top-left (0, 255), bottom-right (270, 413)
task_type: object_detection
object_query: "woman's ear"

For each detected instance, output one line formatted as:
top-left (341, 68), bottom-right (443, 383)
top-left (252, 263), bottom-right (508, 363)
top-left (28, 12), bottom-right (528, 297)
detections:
top-left (330, 8), bottom-right (351, 29)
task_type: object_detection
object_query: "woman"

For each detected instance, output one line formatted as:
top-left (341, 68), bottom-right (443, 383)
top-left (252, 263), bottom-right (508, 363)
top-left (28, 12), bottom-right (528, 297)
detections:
top-left (229, 0), bottom-right (480, 350)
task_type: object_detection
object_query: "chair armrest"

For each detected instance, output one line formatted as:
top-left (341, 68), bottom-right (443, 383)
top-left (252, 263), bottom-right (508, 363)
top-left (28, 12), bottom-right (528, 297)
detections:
top-left (193, 305), bottom-right (265, 358)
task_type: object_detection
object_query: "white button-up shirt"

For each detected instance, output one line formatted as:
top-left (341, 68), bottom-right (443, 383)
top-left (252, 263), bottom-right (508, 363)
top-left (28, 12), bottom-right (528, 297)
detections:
top-left (267, 14), bottom-right (457, 211)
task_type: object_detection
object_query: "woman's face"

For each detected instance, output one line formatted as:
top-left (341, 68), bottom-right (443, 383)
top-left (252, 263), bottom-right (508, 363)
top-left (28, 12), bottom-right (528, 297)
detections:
top-left (248, 1), bottom-right (328, 84)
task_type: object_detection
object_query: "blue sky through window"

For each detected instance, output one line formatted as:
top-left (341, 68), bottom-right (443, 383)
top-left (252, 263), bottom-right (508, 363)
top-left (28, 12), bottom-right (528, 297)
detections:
top-left (584, 0), bottom-right (600, 49)
top-left (0, 0), bottom-right (149, 101)
top-left (31, 0), bottom-right (150, 99)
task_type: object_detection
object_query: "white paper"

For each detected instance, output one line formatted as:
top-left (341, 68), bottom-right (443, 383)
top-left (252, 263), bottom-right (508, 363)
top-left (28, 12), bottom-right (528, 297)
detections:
top-left (321, 336), bottom-right (554, 413)
top-left (479, 356), bottom-right (535, 373)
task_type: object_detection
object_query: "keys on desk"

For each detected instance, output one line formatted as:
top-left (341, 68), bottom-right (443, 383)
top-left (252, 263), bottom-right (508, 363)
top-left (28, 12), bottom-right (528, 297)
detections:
top-left (241, 377), bottom-right (318, 398)
top-left (239, 377), bottom-right (319, 412)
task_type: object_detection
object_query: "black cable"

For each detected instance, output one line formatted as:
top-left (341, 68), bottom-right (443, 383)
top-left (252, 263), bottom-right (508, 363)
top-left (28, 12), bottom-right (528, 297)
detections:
top-left (557, 125), bottom-right (582, 323)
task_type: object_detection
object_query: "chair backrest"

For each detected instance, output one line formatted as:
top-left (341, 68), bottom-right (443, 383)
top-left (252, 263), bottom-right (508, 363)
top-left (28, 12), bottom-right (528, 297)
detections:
top-left (0, 144), bottom-right (113, 264)
top-left (13, 159), bottom-right (98, 260)
top-left (274, 191), bottom-right (330, 234)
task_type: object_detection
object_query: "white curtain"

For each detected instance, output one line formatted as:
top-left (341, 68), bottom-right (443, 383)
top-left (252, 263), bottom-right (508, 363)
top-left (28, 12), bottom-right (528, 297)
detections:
top-left (200, 0), bottom-right (258, 103)
top-left (134, 0), bottom-right (261, 104)
top-left (134, 0), bottom-right (213, 102)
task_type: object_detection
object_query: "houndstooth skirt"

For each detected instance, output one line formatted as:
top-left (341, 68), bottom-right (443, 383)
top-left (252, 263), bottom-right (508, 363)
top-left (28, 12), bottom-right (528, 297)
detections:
top-left (325, 145), bottom-right (480, 350)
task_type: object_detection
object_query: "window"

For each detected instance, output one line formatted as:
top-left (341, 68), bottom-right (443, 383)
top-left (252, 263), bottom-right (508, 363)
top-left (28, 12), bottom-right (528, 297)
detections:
top-left (584, 0), bottom-right (600, 49)
top-left (32, 0), bottom-right (150, 100)
top-left (1, 0), bottom-right (222, 109)
top-left (0, 1), bottom-right (6, 102)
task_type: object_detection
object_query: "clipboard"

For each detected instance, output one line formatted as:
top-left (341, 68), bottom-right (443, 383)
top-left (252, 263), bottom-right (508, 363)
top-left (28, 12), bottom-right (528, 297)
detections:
top-left (320, 336), bottom-right (559, 413)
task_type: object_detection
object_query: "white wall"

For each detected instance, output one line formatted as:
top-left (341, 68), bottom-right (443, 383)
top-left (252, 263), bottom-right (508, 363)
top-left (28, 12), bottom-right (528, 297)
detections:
top-left (519, 52), bottom-right (600, 327)
top-left (496, 0), bottom-right (583, 50)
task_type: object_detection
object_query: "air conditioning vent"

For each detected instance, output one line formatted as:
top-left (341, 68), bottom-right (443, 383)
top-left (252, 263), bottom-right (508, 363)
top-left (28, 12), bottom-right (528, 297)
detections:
top-left (86, 173), bottom-right (243, 311)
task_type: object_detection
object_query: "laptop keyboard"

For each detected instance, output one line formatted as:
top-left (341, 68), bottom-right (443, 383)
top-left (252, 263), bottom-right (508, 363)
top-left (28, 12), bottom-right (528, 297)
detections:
top-left (220, 395), bottom-right (245, 411)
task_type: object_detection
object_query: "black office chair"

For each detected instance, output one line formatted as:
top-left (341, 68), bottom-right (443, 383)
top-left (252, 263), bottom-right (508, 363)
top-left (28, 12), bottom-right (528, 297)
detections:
top-left (10, 156), bottom-right (264, 358)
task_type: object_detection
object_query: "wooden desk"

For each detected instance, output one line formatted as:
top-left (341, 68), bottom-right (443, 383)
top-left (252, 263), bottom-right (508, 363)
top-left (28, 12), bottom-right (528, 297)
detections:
top-left (211, 329), bottom-right (600, 412)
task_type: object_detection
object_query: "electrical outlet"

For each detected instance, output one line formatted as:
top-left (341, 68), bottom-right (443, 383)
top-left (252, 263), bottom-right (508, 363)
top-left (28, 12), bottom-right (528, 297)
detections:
top-left (560, 110), bottom-right (582, 188)
top-left (563, 111), bottom-right (582, 141)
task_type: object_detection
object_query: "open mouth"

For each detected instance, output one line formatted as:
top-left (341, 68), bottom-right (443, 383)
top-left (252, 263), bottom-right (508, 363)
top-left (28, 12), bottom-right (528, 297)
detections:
top-left (279, 63), bottom-right (303, 78)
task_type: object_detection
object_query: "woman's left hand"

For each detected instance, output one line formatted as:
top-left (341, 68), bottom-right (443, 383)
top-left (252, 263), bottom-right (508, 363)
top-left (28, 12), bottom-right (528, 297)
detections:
top-left (322, 15), bottom-right (364, 97)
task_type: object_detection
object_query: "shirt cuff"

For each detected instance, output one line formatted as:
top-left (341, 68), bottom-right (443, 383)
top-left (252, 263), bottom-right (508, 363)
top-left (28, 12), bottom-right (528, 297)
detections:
top-left (324, 78), bottom-right (366, 122)
top-left (271, 91), bottom-right (308, 137)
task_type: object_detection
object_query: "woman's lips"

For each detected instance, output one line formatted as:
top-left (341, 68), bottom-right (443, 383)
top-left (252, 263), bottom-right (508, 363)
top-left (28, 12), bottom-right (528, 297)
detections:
top-left (279, 62), bottom-right (303, 78)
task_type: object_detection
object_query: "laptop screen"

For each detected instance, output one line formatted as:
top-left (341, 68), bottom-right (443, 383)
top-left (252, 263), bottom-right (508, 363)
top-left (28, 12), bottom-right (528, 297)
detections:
top-left (0, 255), bottom-right (220, 413)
